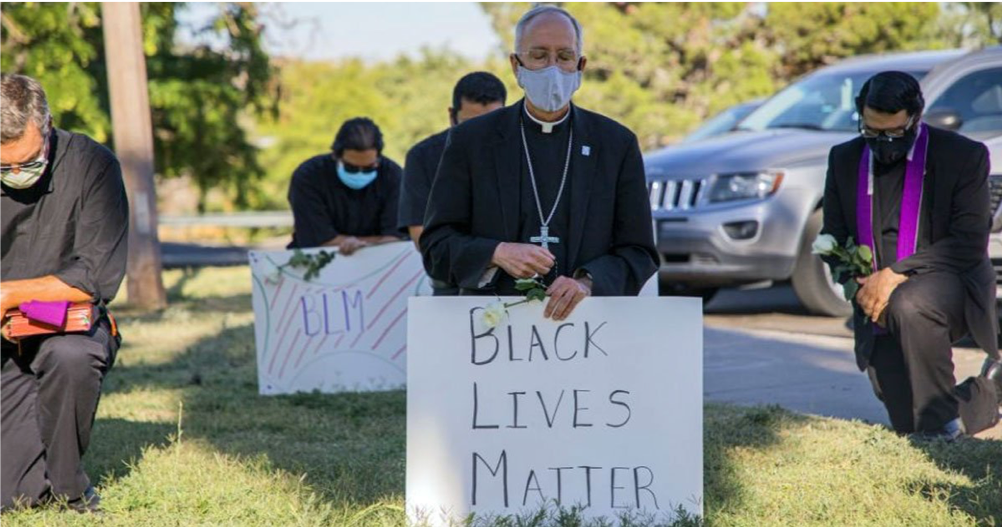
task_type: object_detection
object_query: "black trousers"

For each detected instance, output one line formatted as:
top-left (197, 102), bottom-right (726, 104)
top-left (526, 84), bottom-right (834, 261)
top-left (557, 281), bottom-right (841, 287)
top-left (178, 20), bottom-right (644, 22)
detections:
top-left (0, 320), bottom-right (117, 509)
top-left (867, 271), bottom-right (994, 433)
top-left (430, 277), bottom-right (459, 296)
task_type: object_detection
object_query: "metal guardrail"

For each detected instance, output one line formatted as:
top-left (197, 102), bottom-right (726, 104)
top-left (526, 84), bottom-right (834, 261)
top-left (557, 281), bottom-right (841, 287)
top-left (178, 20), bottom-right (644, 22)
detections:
top-left (158, 211), bottom-right (293, 228)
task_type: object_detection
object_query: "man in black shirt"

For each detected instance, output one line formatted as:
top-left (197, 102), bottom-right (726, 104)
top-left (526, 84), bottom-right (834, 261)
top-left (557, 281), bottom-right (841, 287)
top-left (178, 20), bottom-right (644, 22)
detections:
top-left (399, 72), bottom-right (506, 295)
top-left (820, 72), bottom-right (1000, 440)
top-left (1, 74), bottom-right (128, 511)
top-left (288, 117), bottom-right (403, 253)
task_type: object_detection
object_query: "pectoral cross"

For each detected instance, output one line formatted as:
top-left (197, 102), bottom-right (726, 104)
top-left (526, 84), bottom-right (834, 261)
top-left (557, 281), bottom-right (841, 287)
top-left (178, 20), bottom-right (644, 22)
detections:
top-left (530, 225), bottom-right (560, 249)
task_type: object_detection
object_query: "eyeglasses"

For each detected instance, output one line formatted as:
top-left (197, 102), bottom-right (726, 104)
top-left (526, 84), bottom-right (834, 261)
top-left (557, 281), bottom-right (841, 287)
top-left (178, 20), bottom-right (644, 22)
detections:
top-left (859, 115), bottom-right (916, 140)
top-left (515, 48), bottom-right (579, 70)
top-left (339, 160), bottom-right (379, 174)
top-left (0, 134), bottom-right (50, 174)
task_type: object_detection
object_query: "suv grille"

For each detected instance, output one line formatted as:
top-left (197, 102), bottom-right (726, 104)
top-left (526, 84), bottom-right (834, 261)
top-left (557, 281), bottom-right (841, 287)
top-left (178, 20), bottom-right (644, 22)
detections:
top-left (991, 175), bottom-right (1002, 233)
top-left (648, 179), bottom-right (706, 211)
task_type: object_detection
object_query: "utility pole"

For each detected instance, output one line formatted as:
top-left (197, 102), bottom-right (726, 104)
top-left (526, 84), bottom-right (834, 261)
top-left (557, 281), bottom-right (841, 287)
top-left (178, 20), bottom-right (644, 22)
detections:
top-left (101, 2), bottom-right (167, 309)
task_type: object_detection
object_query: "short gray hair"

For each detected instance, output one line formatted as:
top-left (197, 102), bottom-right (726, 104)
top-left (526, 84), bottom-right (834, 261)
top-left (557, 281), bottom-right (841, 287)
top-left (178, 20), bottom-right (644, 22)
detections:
top-left (1, 73), bottom-right (51, 144)
top-left (514, 5), bottom-right (584, 55)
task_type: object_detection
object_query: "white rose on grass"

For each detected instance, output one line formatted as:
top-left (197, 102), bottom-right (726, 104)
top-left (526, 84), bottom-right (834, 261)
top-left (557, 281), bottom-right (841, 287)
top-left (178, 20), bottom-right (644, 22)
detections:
top-left (481, 301), bottom-right (507, 329)
top-left (811, 234), bottom-right (837, 255)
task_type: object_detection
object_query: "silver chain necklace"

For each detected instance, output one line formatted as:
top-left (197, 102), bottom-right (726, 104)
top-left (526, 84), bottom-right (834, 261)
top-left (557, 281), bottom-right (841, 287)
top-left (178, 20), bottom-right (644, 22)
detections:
top-left (519, 115), bottom-right (573, 251)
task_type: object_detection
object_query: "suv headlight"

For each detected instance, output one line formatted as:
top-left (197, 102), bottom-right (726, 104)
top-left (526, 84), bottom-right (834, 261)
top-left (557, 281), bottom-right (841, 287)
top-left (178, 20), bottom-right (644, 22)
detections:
top-left (703, 171), bottom-right (784, 204)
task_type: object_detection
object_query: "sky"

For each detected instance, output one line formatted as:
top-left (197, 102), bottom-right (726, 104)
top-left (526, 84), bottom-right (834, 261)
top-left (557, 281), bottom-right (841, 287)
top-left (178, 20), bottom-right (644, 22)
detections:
top-left (178, 2), bottom-right (504, 63)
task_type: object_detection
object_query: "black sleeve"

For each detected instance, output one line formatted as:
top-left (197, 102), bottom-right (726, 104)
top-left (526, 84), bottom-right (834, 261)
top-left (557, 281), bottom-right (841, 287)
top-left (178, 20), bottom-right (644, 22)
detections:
top-left (398, 144), bottom-right (432, 231)
top-left (890, 143), bottom-right (992, 275)
top-left (380, 164), bottom-right (404, 237)
top-left (420, 130), bottom-right (502, 290)
top-left (576, 132), bottom-right (659, 296)
top-left (288, 164), bottom-right (337, 248)
top-left (819, 147), bottom-right (853, 285)
top-left (54, 157), bottom-right (129, 304)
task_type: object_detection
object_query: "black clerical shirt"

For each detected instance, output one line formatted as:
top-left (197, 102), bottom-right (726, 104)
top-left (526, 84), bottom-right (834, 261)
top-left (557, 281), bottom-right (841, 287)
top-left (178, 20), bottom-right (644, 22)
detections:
top-left (872, 159), bottom-right (904, 268)
top-left (504, 109), bottom-right (573, 291)
top-left (288, 154), bottom-right (402, 248)
top-left (398, 129), bottom-right (449, 231)
top-left (1, 128), bottom-right (129, 306)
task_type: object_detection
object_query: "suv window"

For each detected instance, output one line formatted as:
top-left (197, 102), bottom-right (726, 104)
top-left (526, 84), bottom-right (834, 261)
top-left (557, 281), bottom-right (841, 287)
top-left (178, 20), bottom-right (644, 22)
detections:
top-left (927, 67), bottom-right (1002, 134)
top-left (738, 70), bottom-right (927, 133)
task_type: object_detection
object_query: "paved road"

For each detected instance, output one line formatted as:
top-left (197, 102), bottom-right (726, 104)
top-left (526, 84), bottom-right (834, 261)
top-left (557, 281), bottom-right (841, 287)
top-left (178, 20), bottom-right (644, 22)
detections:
top-left (703, 285), bottom-right (1000, 439)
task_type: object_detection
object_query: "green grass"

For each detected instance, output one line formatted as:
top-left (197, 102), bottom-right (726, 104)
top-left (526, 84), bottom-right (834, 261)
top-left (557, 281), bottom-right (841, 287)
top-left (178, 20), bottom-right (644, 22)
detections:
top-left (3, 266), bottom-right (1000, 526)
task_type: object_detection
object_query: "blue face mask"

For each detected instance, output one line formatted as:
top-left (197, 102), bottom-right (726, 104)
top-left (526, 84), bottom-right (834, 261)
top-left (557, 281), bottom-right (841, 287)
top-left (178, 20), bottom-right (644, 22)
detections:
top-left (337, 162), bottom-right (377, 190)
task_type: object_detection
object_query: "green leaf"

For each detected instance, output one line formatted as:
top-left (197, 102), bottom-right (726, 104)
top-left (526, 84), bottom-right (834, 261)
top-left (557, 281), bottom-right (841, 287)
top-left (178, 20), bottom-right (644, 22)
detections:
top-left (843, 280), bottom-right (859, 302)
top-left (514, 280), bottom-right (538, 292)
top-left (831, 245), bottom-right (849, 261)
top-left (849, 251), bottom-right (864, 269)
top-left (857, 245), bottom-right (872, 264)
top-left (526, 288), bottom-right (547, 303)
top-left (279, 248), bottom-right (337, 282)
top-left (288, 250), bottom-right (309, 267)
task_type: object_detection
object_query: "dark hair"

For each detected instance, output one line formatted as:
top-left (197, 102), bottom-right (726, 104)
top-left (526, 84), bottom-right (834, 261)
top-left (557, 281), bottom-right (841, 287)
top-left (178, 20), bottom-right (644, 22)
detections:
top-left (855, 71), bottom-right (925, 117)
top-left (451, 72), bottom-right (507, 114)
top-left (331, 117), bottom-right (384, 156)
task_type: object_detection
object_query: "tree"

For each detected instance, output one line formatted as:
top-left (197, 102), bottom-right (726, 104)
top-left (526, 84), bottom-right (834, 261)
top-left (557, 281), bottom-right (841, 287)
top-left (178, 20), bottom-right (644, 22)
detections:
top-left (103, 2), bottom-right (167, 309)
top-left (764, 2), bottom-right (949, 77)
top-left (941, 3), bottom-right (1002, 46)
top-left (1, 3), bottom-right (109, 140)
top-left (1, 2), bottom-right (277, 212)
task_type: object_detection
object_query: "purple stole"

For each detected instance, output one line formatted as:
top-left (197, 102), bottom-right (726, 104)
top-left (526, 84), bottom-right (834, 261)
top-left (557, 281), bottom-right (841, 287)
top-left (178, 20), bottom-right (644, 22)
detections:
top-left (855, 123), bottom-right (928, 332)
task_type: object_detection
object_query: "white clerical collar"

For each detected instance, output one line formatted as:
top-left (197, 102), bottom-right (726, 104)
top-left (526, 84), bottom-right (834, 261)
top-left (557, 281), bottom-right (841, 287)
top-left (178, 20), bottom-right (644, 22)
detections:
top-left (906, 123), bottom-right (926, 162)
top-left (524, 103), bottom-right (569, 134)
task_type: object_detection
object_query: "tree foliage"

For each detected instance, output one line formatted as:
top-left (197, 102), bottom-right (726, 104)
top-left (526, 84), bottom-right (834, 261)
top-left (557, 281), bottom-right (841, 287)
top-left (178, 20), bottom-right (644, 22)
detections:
top-left (944, 2), bottom-right (1002, 46)
top-left (1, 2), bottom-right (277, 211)
top-left (3, 2), bottom-right (998, 212)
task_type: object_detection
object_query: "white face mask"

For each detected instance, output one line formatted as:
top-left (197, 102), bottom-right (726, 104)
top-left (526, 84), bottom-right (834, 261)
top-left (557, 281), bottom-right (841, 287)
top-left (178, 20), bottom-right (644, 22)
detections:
top-left (0, 135), bottom-right (49, 190)
top-left (516, 64), bottom-right (582, 113)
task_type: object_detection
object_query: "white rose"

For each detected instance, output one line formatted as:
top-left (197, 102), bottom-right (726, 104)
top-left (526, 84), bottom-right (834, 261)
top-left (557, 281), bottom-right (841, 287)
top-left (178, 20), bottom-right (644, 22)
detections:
top-left (481, 301), bottom-right (507, 329)
top-left (811, 234), bottom-right (837, 255)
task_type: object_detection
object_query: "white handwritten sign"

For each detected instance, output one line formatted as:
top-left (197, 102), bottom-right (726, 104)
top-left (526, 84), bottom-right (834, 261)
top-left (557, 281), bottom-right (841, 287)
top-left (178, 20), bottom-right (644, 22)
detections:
top-left (249, 242), bottom-right (431, 394)
top-left (406, 297), bottom-right (703, 524)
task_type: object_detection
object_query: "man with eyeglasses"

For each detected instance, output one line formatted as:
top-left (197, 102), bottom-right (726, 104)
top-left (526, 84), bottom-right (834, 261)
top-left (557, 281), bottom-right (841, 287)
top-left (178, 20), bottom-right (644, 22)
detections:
top-left (421, 5), bottom-right (658, 320)
top-left (288, 117), bottom-right (404, 254)
top-left (1, 74), bottom-right (128, 511)
top-left (820, 71), bottom-right (1000, 440)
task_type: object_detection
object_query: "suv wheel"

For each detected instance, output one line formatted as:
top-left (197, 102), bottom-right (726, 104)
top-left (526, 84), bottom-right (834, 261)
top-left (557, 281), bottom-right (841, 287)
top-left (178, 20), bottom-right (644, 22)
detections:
top-left (791, 209), bottom-right (853, 317)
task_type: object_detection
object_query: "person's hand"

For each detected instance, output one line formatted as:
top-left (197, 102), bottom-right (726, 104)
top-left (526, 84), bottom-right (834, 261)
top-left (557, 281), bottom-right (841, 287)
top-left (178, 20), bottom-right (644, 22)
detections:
top-left (544, 276), bottom-right (591, 321)
top-left (0, 287), bottom-right (13, 341)
top-left (856, 267), bottom-right (907, 324)
top-left (338, 236), bottom-right (368, 256)
top-left (491, 242), bottom-right (554, 279)
top-left (0, 315), bottom-right (10, 341)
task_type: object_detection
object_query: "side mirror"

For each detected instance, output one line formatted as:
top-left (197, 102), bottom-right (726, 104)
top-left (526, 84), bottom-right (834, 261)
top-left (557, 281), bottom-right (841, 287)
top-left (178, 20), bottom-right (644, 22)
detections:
top-left (924, 108), bottom-right (963, 131)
